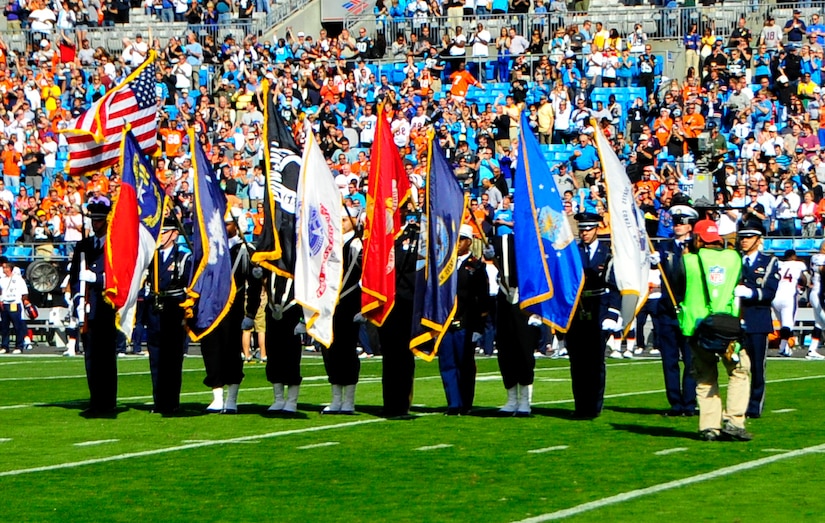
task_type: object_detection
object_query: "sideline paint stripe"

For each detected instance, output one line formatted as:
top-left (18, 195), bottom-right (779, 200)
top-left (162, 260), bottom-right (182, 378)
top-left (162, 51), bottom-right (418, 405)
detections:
top-left (512, 442), bottom-right (825, 523)
top-left (528, 445), bottom-right (568, 454)
top-left (74, 439), bottom-right (120, 447)
top-left (0, 418), bottom-right (388, 478)
top-left (297, 442), bottom-right (340, 450)
top-left (415, 444), bottom-right (453, 451)
top-left (653, 447), bottom-right (687, 456)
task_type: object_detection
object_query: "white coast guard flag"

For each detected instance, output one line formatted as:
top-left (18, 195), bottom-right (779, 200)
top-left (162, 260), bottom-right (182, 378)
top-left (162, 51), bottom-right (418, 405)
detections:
top-left (593, 124), bottom-right (650, 330)
top-left (294, 121), bottom-right (344, 347)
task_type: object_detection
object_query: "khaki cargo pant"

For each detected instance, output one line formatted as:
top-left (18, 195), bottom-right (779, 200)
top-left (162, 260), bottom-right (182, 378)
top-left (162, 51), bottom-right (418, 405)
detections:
top-left (691, 340), bottom-right (751, 432)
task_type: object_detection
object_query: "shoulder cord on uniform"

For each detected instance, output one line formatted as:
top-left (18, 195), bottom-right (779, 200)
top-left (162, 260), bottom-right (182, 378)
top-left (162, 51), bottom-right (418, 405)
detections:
top-left (338, 239), bottom-right (362, 300)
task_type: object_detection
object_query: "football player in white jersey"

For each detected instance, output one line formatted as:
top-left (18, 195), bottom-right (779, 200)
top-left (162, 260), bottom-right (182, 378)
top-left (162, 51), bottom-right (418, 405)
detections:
top-left (772, 250), bottom-right (808, 357)
top-left (806, 243), bottom-right (825, 360)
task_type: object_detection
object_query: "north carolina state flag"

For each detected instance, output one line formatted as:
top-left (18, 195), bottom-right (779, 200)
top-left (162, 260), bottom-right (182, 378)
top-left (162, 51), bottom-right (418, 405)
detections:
top-left (361, 107), bottom-right (411, 326)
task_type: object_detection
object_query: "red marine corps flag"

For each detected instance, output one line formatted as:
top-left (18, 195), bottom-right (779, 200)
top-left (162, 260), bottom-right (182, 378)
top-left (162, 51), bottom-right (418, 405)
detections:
top-left (360, 105), bottom-right (411, 326)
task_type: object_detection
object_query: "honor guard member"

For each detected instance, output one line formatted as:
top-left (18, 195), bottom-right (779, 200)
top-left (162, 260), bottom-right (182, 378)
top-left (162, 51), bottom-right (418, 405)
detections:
top-left (679, 220), bottom-right (751, 441)
top-left (321, 213), bottom-right (363, 414)
top-left (494, 234), bottom-right (541, 416)
top-left (735, 217), bottom-right (779, 419)
top-left (438, 224), bottom-right (488, 415)
top-left (201, 212), bottom-right (262, 414)
top-left (806, 243), bottom-right (825, 360)
top-left (654, 199), bottom-right (699, 416)
top-left (772, 250), bottom-right (807, 357)
top-left (69, 201), bottom-right (118, 416)
top-left (566, 212), bottom-right (620, 419)
top-left (379, 214), bottom-right (419, 418)
top-left (265, 276), bottom-right (304, 415)
top-left (145, 217), bottom-right (192, 415)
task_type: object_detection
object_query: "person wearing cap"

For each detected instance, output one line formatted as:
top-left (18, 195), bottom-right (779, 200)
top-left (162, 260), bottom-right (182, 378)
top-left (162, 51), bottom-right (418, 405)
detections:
top-left (785, 10), bottom-right (807, 43)
top-left (654, 200), bottom-right (699, 416)
top-left (69, 201), bottom-right (118, 416)
top-left (320, 213), bottom-right (363, 414)
top-left (144, 216), bottom-right (193, 415)
top-left (679, 219), bottom-right (750, 441)
top-left (199, 213), bottom-right (262, 414)
top-left (735, 217), bottom-right (780, 419)
top-left (566, 212), bottom-right (620, 419)
top-left (435, 223), bottom-right (488, 415)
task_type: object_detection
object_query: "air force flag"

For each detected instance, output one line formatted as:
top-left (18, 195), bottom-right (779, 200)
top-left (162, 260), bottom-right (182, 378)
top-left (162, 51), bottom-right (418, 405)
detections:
top-left (294, 121), bottom-right (343, 348)
top-left (514, 113), bottom-right (583, 331)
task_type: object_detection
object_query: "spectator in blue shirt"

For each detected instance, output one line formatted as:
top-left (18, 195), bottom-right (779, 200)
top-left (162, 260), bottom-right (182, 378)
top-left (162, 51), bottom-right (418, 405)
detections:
top-left (493, 195), bottom-right (514, 235)
top-left (569, 132), bottom-right (599, 187)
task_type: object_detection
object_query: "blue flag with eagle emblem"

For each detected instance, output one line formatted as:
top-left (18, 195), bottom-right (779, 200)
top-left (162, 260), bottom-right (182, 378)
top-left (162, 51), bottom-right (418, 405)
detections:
top-left (409, 136), bottom-right (468, 362)
top-left (514, 112), bottom-right (583, 331)
top-left (184, 129), bottom-right (236, 341)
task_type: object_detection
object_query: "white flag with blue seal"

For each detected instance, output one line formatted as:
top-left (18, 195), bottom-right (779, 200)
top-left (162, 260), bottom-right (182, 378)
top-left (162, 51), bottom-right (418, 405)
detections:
top-left (294, 120), bottom-right (344, 348)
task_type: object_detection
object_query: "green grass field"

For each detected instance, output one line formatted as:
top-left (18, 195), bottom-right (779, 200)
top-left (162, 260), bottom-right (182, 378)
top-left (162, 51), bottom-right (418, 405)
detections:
top-left (1, 354), bottom-right (824, 522)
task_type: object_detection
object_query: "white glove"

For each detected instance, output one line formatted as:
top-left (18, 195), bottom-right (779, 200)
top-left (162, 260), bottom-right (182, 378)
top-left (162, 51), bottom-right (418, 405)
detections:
top-left (251, 266), bottom-right (263, 279)
top-left (79, 269), bottom-right (98, 283)
top-left (601, 318), bottom-right (621, 332)
top-left (734, 285), bottom-right (754, 299)
top-left (271, 304), bottom-right (283, 320)
top-left (353, 312), bottom-right (367, 323)
top-left (294, 322), bottom-right (307, 335)
top-left (527, 314), bottom-right (543, 327)
top-left (649, 251), bottom-right (661, 265)
top-left (471, 332), bottom-right (482, 343)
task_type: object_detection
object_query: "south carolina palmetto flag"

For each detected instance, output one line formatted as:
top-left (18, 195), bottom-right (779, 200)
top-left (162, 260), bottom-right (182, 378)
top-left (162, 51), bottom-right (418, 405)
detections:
top-left (594, 122), bottom-right (650, 330)
top-left (294, 121), bottom-right (343, 348)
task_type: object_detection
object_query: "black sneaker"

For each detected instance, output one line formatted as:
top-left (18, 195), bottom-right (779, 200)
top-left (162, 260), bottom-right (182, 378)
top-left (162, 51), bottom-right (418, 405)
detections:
top-left (698, 429), bottom-right (719, 441)
top-left (721, 421), bottom-right (753, 441)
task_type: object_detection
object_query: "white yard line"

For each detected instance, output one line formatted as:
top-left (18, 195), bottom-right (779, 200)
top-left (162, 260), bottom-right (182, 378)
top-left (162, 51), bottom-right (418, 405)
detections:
top-left (761, 448), bottom-right (792, 453)
top-left (297, 441), bottom-right (340, 450)
top-left (0, 418), bottom-right (388, 478)
top-left (512, 443), bottom-right (825, 523)
top-left (73, 439), bottom-right (120, 447)
top-left (772, 408), bottom-right (797, 413)
top-left (528, 446), bottom-right (568, 454)
top-left (415, 444), bottom-right (453, 451)
top-left (653, 447), bottom-right (688, 456)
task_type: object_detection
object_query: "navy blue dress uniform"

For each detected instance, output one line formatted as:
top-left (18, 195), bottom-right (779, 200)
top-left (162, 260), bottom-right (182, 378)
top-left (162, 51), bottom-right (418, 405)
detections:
top-left (265, 275), bottom-right (304, 414)
top-left (321, 225), bottom-right (363, 414)
top-left (379, 221), bottom-right (418, 418)
top-left (655, 204), bottom-right (698, 416)
top-left (566, 213), bottom-right (621, 419)
top-left (438, 224), bottom-right (488, 415)
top-left (494, 234), bottom-right (540, 416)
top-left (200, 224), bottom-right (262, 414)
top-left (69, 202), bottom-right (118, 415)
top-left (145, 218), bottom-right (193, 414)
top-left (736, 218), bottom-right (780, 418)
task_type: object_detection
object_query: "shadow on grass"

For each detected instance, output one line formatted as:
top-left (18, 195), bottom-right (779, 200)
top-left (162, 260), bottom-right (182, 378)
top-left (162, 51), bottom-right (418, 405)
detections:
top-left (604, 406), bottom-right (669, 416)
top-left (610, 423), bottom-right (697, 439)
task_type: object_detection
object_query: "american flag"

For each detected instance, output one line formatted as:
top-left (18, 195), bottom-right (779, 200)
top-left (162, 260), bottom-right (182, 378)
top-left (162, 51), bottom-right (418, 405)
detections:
top-left (65, 54), bottom-right (158, 176)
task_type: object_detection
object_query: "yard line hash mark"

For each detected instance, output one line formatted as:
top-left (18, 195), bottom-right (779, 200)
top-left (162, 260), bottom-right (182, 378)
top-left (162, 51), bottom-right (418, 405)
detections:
top-left (528, 446), bottom-right (568, 454)
top-left (297, 442), bottom-right (340, 450)
top-left (772, 408), bottom-right (797, 413)
top-left (511, 443), bottom-right (825, 522)
top-left (416, 444), bottom-right (453, 451)
top-left (654, 448), bottom-right (688, 456)
top-left (74, 439), bottom-right (120, 447)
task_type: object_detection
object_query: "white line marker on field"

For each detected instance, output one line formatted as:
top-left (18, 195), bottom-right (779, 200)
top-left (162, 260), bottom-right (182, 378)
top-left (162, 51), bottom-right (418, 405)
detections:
top-left (181, 440), bottom-right (212, 444)
top-left (297, 442), bottom-right (340, 450)
top-left (0, 438), bottom-right (11, 443)
top-left (772, 408), bottom-right (797, 413)
top-left (654, 447), bottom-right (688, 456)
top-left (73, 439), bottom-right (120, 447)
top-left (510, 442), bottom-right (825, 523)
top-left (762, 448), bottom-right (792, 453)
top-left (528, 446), bottom-right (568, 454)
top-left (416, 444), bottom-right (453, 451)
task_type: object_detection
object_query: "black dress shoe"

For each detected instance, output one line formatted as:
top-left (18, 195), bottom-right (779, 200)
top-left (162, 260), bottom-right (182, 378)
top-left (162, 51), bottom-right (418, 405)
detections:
top-left (683, 410), bottom-right (698, 417)
top-left (444, 408), bottom-right (461, 416)
top-left (571, 411), bottom-right (599, 420)
top-left (663, 409), bottom-right (683, 417)
top-left (746, 412), bottom-right (761, 419)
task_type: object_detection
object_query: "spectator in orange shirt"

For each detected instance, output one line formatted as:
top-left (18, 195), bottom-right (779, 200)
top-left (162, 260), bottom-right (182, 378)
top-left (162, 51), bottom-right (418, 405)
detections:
top-left (159, 121), bottom-right (185, 158)
top-left (682, 102), bottom-right (706, 160)
top-left (1, 140), bottom-right (22, 191)
top-left (449, 61), bottom-right (484, 102)
top-left (350, 150), bottom-right (370, 178)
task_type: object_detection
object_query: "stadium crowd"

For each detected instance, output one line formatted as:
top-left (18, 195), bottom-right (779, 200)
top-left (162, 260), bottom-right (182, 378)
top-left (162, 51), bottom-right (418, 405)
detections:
top-left (2, 4), bottom-right (825, 354)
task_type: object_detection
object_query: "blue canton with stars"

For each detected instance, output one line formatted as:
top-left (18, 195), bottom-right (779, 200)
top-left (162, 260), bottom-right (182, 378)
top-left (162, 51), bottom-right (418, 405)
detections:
top-left (131, 63), bottom-right (156, 110)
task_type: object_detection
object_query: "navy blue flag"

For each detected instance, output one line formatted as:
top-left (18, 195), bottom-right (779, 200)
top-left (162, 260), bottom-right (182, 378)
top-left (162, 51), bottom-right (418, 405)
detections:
top-left (183, 129), bottom-right (236, 341)
top-left (410, 136), bottom-right (467, 362)
top-left (514, 113), bottom-right (583, 331)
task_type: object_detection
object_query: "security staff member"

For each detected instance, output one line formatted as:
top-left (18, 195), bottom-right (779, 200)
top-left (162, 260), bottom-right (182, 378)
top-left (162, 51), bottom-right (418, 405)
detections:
top-left (69, 201), bottom-right (118, 416)
top-left (655, 200), bottom-right (698, 416)
top-left (145, 217), bottom-right (192, 415)
top-left (735, 217), bottom-right (780, 419)
top-left (494, 234), bottom-right (540, 416)
top-left (679, 219), bottom-right (751, 441)
top-left (201, 214), bottom-right (262, 414)
top-left (0, 260), bottom-right (31, 354)
top-left (265, 276), bottom-right (304, 415)
top-left (566, 213), bottom-right (620, 419)
top-left (321, 214), bottom-right (363, 414)
top-left (438, 224), bottom-right (488, 415)
top-left (379, 216), bottom-right (418, 418)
